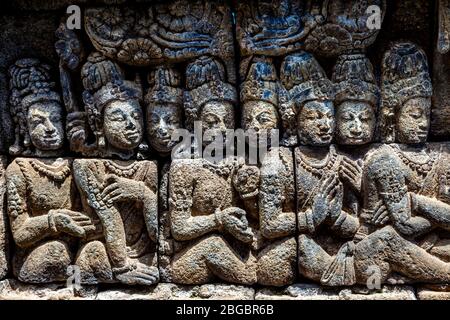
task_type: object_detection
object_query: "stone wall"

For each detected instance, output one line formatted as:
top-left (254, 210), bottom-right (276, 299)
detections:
top-left (0, 0), bottom-right (449, 300)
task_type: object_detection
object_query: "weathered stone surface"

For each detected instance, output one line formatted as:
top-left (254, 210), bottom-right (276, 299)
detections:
top-left (0, 0), bottom-right (449, 300)
top-left (256, 284), bottom-right (416, 300)
top-left (97, 284), bottom-right (254, 300)
top-left (0, 279), bottom-right (97, 300)
top-left (417, 286), bottom-right (450, 300)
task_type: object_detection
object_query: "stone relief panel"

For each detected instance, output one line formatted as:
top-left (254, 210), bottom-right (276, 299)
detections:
top-left (1, 0), bottom-right (450, 299)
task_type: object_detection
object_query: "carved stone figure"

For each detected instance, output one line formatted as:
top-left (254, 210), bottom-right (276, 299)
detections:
top-left (280, 52), bottom-right (362, 286)
top-left (332, 54), bottom-right (379, 146)
top-left (239, 57), bottom-right (297, 286)
top-left (6, 59), bottom-right (96, 283)
top-left (73, 158), bottom-right (159, 285)
top-left (8, 59), bottom-right (65, 157)
top-left (165, 57), bottom-right (258, 285)
top-left (0, 157), bottom-right (8, 280)
top-left (241, 57), bottom-right (281, 136)
top-left (66, 54), bottom-right (159, 285)
top-left (67, 52), bottom-right (144, 159)
top-left (145, 66), bottom-right (183, 156)
top-left (360, 42), bottom-right (450, 285)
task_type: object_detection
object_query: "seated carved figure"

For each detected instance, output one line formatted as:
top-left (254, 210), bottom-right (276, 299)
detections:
top-left (68, 53), bottom-right (159, 285)
top-left (167, 57), bottom-right (258, 285)
top-left (6, 59), bottom-right (96, 283)
top-left (238, 58), bottom-right (297, 286)
top-left (358, 42), bottom-right (450, 284)
top-left (279, 52), bottom-right (361, 286)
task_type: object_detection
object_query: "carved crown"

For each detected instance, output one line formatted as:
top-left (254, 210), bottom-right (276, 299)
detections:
top-left (184, 56), bottom-right (237, 130)
top-left (145, 66), bottom-right (183, 105)
top-left (241, 57), bottom-right (279, 107)
top-left (333, 54), bottom-right (379, 108)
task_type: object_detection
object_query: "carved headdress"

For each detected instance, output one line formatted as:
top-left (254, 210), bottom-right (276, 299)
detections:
top-left (280, 52), bottom-right (334, 145)
top-left (8, 58), bottom-right (62, 155)
top-left (184, 56), bottom-right (237, 131)
top-left (145, 66), bottom-right (183, 107)
top-left (332, 54), bottom-right (379, 110)
top-left (81, 52), bottom-right (143, 150)
top-left (241, 57), bottom-right (279, 109)
top-left (380, 42), bottom-right (432, 142)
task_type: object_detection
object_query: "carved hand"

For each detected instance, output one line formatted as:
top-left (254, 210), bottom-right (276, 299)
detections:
top-left (311, 174), bottom-right (340, 227)
top-left (66, 111), bottom-right (87, 152)
top-left (216, 207), bottom-right (254, 244)
top-left (339, 158), bottom-right (362, 193)
top-left (49, 209), bottom-right (95, 238)
top-left (328, 181), bottom-right (344, 222)
top-left (101, 174), bottom-right (146, 205)
top-left (371, 201), bottom-right (390, 226)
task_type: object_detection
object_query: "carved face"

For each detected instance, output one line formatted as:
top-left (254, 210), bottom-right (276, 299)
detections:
top-left (27, 102), bottom-right (64, 151)
top-left (336, 101), bottom-right (376, 145)
top-left (147, 103), bottom-right (182, 154)
top-left (103, 100), bottom-right (144, 150)
top-left (242, 101), bottom-right (279, 132)
top-left (396, 97), bottom-right (431, 144)
top-left (297, 100), bottom-right (335, 146)
top-left (200, 101), bottom-right (235, 145)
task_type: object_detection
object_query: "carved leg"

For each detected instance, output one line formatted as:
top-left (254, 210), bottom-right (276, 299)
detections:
top-left (171, 235), bottom-right (257, 285)
top-left (75, 241), bottom-right (113, 284)
top-left (94, 207), bottom-right (128, 269)
top-left (413, 194), bottom-right (450, 230)
top-left (298, 234), bottom-right (333, 282)
top-left (14, 240), bottom-right (72, 283)
top-left (257, 237), bottom-right (296, 286)
top-left (354, 226), bottom-right (450, 284)
top-left (430, 238), bottom-right (450, 262)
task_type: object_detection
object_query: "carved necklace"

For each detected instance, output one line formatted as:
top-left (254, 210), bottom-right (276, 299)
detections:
top-left (298, 145), bottom-right (338, 177)
top-left (104, 160), bottom-right (140, 178)
top-left (30, 159), bottom-right (71, 182)
top-left (202, 158), bottom-right (237, 178)
top-left (391, 145), bottom-right (438, 177)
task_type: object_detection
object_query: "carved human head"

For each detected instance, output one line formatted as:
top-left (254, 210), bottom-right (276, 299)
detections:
top-left (280, 52), bottom-right (335, 147)
top-left (241, 57), bottom-right (281, 143)
top-left (333, 54), bottom-right (379, 146)
top-left (9, 58), bottom-right (65, 157)
top-left (145, 66), bottom-right (183, 155)
top-left (184, 57), bottom-right (237, 145)
top-left (82, 52), bottom-right (144, 157)
top-left (381, 42), bottom-right (432, 144)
